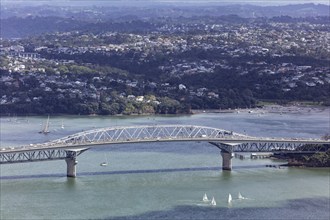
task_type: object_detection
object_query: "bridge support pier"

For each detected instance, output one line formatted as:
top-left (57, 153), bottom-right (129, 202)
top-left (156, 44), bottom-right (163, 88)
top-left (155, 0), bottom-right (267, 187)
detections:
top-left (221, 151), bottom-right (233, 171)
top-left (209, 142), bottom-right (235, 171)
top-left (65, 157), bottom-right (77, 178)
top-left (64, 148), bottom-right (89, 178)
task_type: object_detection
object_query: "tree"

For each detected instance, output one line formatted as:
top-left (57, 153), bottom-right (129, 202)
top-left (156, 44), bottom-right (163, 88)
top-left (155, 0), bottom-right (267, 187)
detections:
top-left (157, 97), bottom-right (181, 114)
top-left (123, 103), bottom-right (136, 115)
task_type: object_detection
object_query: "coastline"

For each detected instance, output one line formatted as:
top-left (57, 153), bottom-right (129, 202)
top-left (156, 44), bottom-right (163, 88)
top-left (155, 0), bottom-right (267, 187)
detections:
top-left (273, 149), bottom-right (330, 168)
top-left (1, 104), bottom-right (328, 117)
top-left (191, 104), bottom-right (329, 115)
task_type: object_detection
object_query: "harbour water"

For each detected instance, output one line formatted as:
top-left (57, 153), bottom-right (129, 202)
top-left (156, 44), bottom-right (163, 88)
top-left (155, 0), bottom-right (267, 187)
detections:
top-left (0, 109), bottom-right (329, 219)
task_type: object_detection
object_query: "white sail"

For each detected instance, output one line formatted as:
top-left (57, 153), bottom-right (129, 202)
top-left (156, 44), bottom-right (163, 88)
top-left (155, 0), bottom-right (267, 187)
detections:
top-left (61, 120), bottom-right (64, 129)
top-left (210, 197), bottom-right (216, 206)
top-left (238, 192), bottom-right (244, 200)
top-left (39, 115), bottom-right (50, 134)
top-left (228, 193), bottom-right (232, 204)
top-left (203, 193), bottom-right (209, 202)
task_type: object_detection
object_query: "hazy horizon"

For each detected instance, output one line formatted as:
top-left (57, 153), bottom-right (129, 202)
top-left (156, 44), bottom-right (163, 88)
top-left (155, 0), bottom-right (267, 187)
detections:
top-left (1, 0), bottom-right (330, 7)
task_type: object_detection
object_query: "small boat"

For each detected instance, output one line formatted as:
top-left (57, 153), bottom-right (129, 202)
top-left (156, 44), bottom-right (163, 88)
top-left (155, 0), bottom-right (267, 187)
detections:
top-left (202, 193), bottom-right (209, 202)
top-left (228, 193), bottom-right (232, 204)
top-left (100, 153), bottom-right (108, 166)
top-left (210, 197), bottom-right (216, 206)
top-left (100, 162), bottom-right (108, 166)
top-left (39, 115), bottom-right (50, 134)
top-left (238, 192), bottom-right (244, 200)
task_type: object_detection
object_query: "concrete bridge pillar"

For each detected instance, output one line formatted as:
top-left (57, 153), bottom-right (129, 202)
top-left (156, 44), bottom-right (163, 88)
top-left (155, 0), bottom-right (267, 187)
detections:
top-left (221, 151), bottom-right (233, 171)
top-left (64, 148), bottom-right (89, 178)
top-left (65, 157), bottom-right (78, 178)
top-left (209, 142), bottom-right (235, 171)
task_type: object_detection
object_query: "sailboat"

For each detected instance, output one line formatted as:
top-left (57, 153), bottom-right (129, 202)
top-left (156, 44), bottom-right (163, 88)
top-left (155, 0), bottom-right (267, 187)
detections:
top-left (238, 192), bottom-right (244, 200)
top-left (61, 120), bottom-right (65, 129)
top-left (210, 197), bottom-right (216, 206)
top-left (39, 115), bottom-right (50, 134)
top-left (202, 193), bottom-right (209, 202)
top-left (228, 193), bottom-right (232, 204)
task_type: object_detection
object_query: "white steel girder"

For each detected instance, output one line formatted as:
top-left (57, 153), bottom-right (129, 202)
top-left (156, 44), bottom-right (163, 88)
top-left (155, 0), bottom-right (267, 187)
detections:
top-left (1, 125), bottom-right (329, 162)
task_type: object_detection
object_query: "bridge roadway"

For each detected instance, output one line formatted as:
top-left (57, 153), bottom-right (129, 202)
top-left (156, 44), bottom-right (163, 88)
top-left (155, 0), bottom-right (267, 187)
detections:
top-left (1, 125), bottom-right (329, 177)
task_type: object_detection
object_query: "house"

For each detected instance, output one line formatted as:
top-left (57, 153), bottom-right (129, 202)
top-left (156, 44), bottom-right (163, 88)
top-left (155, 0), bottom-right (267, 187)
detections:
top-left (136, 96), bottom-right (144, 102)
top-left (179, 84), bottom-right (187, 90)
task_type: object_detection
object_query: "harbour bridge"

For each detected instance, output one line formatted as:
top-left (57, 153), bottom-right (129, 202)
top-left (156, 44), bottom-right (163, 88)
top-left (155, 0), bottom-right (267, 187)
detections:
top-left (1, 125), bottom-right (329, 177)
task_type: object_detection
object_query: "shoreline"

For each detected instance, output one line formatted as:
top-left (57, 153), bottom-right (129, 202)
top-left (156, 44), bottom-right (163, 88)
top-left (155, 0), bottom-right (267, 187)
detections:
top-left (0, 104), bottom-right (328, 117)
top-left (191, 104), bottom-right (329, 115)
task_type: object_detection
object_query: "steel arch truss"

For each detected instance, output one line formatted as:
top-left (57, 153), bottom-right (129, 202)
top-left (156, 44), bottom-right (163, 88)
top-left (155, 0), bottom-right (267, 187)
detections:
top-left (0, 148), bottom-right (87, 164)
top-left (1, 125), bottom-right (329, 162)
top-left (45, 125), bottom-right (248, 147)
top-left (210, 142), bottom-right (328, 153)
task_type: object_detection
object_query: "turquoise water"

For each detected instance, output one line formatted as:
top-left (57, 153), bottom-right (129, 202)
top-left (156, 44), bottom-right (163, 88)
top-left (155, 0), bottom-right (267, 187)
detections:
top-left (1, 111), bottom-right (329, 219)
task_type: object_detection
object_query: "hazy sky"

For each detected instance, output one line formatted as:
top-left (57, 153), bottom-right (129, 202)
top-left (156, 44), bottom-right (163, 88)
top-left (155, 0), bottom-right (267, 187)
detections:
top-left (1, 0), bottom-right (330, 6)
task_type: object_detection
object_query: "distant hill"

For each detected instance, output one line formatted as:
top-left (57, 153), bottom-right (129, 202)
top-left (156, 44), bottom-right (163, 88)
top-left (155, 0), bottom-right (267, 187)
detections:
top-left (1, 3), bottom-right (329, 38)
top-left (0, 17), bottom-right (86, 39)
top-left (1, 3), bottom-right (329, 19)
top-left (0, 17), bottom-right (160, 39)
